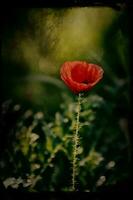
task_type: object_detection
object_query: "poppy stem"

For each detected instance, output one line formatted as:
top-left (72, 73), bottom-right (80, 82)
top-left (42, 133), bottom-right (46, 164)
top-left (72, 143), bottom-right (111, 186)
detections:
top-left (72, 93), bottom-right (82, 191)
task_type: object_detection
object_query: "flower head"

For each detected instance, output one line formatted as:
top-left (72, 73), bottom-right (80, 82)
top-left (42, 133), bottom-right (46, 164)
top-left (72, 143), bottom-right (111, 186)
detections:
top-left (60, 61), bottom-right (104, 94)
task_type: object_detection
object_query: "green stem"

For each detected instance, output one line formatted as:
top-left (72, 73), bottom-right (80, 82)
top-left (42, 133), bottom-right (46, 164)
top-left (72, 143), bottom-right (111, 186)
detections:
top-left (72, 93), bottom-right (82, 191)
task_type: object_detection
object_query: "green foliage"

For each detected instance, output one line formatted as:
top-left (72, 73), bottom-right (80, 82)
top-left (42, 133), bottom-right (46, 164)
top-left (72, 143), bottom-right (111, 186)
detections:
top-left (0, 91), bottom-right (130, 191)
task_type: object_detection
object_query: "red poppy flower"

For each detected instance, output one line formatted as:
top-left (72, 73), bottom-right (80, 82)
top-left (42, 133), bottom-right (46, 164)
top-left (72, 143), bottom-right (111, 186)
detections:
top-left (60, 61), bottom-right (104, 94)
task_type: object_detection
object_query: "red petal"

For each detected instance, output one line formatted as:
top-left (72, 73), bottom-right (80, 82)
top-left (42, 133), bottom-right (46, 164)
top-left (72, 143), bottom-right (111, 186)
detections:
top-left (60, 61), bottom-right (104, 94)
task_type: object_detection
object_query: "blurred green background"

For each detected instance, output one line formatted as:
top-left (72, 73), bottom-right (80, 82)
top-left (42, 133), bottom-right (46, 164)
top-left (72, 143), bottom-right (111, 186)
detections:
top-left (0, 7), bottom-right (131, 191)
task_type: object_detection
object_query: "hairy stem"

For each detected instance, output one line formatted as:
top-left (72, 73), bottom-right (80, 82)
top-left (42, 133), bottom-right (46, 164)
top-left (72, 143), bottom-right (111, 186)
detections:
top-left (72, 93), bottom-right (82, 191)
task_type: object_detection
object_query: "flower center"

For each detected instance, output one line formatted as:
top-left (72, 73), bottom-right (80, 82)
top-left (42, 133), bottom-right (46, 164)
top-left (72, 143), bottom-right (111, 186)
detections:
top-left (71, 65), bottom-right (88, 83)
